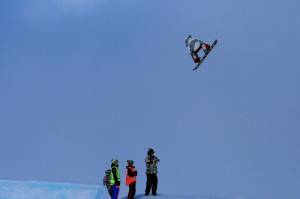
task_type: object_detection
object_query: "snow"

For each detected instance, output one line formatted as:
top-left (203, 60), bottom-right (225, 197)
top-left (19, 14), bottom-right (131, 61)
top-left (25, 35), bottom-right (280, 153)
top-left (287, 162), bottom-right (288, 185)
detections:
top-left (0, 180), bottom-right (232, 199)
top-left (123, 195), bottom-right (229, 199)
top-left (0, 180), bottom-right (108, 199)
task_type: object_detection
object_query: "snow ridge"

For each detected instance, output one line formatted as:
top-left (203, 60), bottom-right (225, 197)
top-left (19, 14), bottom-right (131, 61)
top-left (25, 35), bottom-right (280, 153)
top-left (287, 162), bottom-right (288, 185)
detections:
top-left (0, 180), bottom-right (233, 199)
top-left (0, 180), bottom-right (108, 199)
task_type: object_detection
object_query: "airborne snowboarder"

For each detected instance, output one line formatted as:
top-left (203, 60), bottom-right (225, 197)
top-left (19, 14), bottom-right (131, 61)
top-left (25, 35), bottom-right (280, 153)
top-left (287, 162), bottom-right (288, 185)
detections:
top-left (185, 35), bottom-right (217, 70)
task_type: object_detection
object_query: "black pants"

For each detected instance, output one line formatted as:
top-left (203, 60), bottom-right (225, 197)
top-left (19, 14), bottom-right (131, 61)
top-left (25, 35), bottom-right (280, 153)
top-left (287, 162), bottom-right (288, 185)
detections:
top-left (127, 182), bottom-right (136, 199)
top-left (145, 174), bottom-right (158, 195)
top-left (106, 185), bottom-right (112, 197)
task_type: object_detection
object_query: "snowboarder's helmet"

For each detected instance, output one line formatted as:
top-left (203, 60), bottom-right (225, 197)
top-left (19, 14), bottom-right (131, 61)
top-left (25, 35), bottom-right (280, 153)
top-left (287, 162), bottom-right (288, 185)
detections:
top-left (185, 35), bottom-right (193, 46)
top-left (148, 148), bottom-right (155, 155)
top-left (111, 159), bottom-right (119, 166)
top-left (186, 35), bottom-right (192, 41)
top-left (127, 160), bottom-right (134, 165)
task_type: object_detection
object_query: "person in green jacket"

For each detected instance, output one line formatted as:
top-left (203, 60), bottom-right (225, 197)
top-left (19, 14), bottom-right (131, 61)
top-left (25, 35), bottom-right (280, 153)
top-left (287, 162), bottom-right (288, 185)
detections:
top-left (110, 159), bottom-right (121, 199)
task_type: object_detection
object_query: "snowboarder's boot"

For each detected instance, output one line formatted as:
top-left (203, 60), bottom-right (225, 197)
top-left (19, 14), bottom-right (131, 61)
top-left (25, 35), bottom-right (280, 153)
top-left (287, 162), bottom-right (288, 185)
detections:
top-left (203, 44), bottom-right (211, 54)
top-left (192, 53), bottom-right (201, 63)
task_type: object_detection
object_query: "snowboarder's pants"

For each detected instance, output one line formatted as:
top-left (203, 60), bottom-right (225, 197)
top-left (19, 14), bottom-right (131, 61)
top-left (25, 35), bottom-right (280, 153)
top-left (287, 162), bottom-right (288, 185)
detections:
top-left (111, 185), bottom-right (120, 199)
top-left (191, 52), bottom-right (200, 63)
top-left (145, 174), bottom-right (158, 195)
top-left (127, 182), bottom-right (136, 199)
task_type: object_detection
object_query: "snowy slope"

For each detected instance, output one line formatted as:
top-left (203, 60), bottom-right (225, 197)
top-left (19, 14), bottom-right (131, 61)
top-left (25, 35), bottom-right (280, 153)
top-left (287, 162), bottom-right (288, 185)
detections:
top-left (0, 180), bottom-right (108, 199)
top-left (0, 180), bottom-right (231, 199)
top-left (122, 195), bottom-right (230, 199)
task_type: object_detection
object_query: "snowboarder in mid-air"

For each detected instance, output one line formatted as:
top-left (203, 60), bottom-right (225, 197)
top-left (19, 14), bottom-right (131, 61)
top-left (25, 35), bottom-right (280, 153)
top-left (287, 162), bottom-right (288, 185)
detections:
top-left (185, 35), bottom-right (217, 70)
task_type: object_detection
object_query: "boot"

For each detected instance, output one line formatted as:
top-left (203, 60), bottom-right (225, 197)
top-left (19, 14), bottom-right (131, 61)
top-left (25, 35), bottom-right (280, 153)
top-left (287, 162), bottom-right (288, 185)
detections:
top-left (204, 44), bottom-right (211, 54)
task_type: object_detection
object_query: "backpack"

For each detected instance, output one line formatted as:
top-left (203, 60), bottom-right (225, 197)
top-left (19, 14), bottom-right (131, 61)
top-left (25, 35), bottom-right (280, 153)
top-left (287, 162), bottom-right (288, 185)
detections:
top-left (103, 169), bottom-right (111, 187)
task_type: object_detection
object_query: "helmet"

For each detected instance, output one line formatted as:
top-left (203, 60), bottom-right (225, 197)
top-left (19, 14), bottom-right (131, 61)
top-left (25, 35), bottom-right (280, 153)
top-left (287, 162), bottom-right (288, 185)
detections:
top-left (127, 160), bottom-right (134, 165)
top-left (111, 159), bottom-right (119, 166)
top-left (186, 35), bottom-right (192, 41)
top-left (185, 35), bottom-right (193, 46)
top-left (147, 148), bottom-right (155, 156)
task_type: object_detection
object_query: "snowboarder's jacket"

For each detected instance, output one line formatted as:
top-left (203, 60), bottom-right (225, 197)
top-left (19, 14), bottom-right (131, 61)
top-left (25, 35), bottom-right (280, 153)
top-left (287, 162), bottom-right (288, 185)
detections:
top-left (145, 155), bottom-right (160, 175)
top-left (109, 165), bottom-right (121, 186)
top-left (185, 36), bottom-right (203, 53)
top-left (126, 165), bottom-right (137, 186)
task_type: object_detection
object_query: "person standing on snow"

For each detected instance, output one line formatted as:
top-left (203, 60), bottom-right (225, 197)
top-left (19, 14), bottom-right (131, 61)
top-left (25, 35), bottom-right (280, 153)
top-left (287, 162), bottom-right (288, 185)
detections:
top-left (110, 159), bottom-right (121, 199)
top-left (185, 35), bottom-right (211, 64)
top-left (103, 169), bottom-right (112, 197)
top-left (145, 148), bottom-right (160, 196)
top-left (126, 160), bottom-right (137, 199)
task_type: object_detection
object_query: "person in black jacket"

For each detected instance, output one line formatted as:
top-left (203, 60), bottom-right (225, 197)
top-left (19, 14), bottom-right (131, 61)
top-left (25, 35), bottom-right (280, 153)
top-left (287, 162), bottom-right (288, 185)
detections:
top-left (145, 148), bottom-right (160, 196)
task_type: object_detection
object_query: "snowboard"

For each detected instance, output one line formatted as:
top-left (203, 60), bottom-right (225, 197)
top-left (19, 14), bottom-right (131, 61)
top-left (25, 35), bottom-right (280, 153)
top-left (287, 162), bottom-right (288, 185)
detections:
top-left (193, 39), bottom-right (218, 71)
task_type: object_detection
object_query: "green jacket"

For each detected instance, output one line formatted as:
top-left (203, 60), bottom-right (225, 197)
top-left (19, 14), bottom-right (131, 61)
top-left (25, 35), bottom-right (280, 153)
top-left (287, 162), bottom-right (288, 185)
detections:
top-left (109, 166), bottom-right (120, 186)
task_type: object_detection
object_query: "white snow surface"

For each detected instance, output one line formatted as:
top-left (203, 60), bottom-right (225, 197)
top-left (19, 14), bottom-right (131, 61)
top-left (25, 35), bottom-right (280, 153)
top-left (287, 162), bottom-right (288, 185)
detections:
top-left (0, 180), bottom-right (231, 199)
top-left (0, 180), bottom-right (108, 199)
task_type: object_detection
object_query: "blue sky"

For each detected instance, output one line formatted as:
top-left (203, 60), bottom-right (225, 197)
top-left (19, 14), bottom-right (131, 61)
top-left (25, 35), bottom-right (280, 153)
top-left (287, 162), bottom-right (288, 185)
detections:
top-left (0, 1), bottom-right (300, 199)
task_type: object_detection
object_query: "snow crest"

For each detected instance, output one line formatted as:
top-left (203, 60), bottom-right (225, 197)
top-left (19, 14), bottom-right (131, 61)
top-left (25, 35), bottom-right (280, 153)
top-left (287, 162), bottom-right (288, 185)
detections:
top-left (0, 180), bottom-right (108, 199)
top-left (0, 180), bottom-right (232, 199)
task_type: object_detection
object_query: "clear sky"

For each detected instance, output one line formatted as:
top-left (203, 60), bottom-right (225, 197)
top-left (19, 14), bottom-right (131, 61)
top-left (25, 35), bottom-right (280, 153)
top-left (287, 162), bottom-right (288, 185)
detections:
top-left (0, 1), bottom-right (300, 199)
